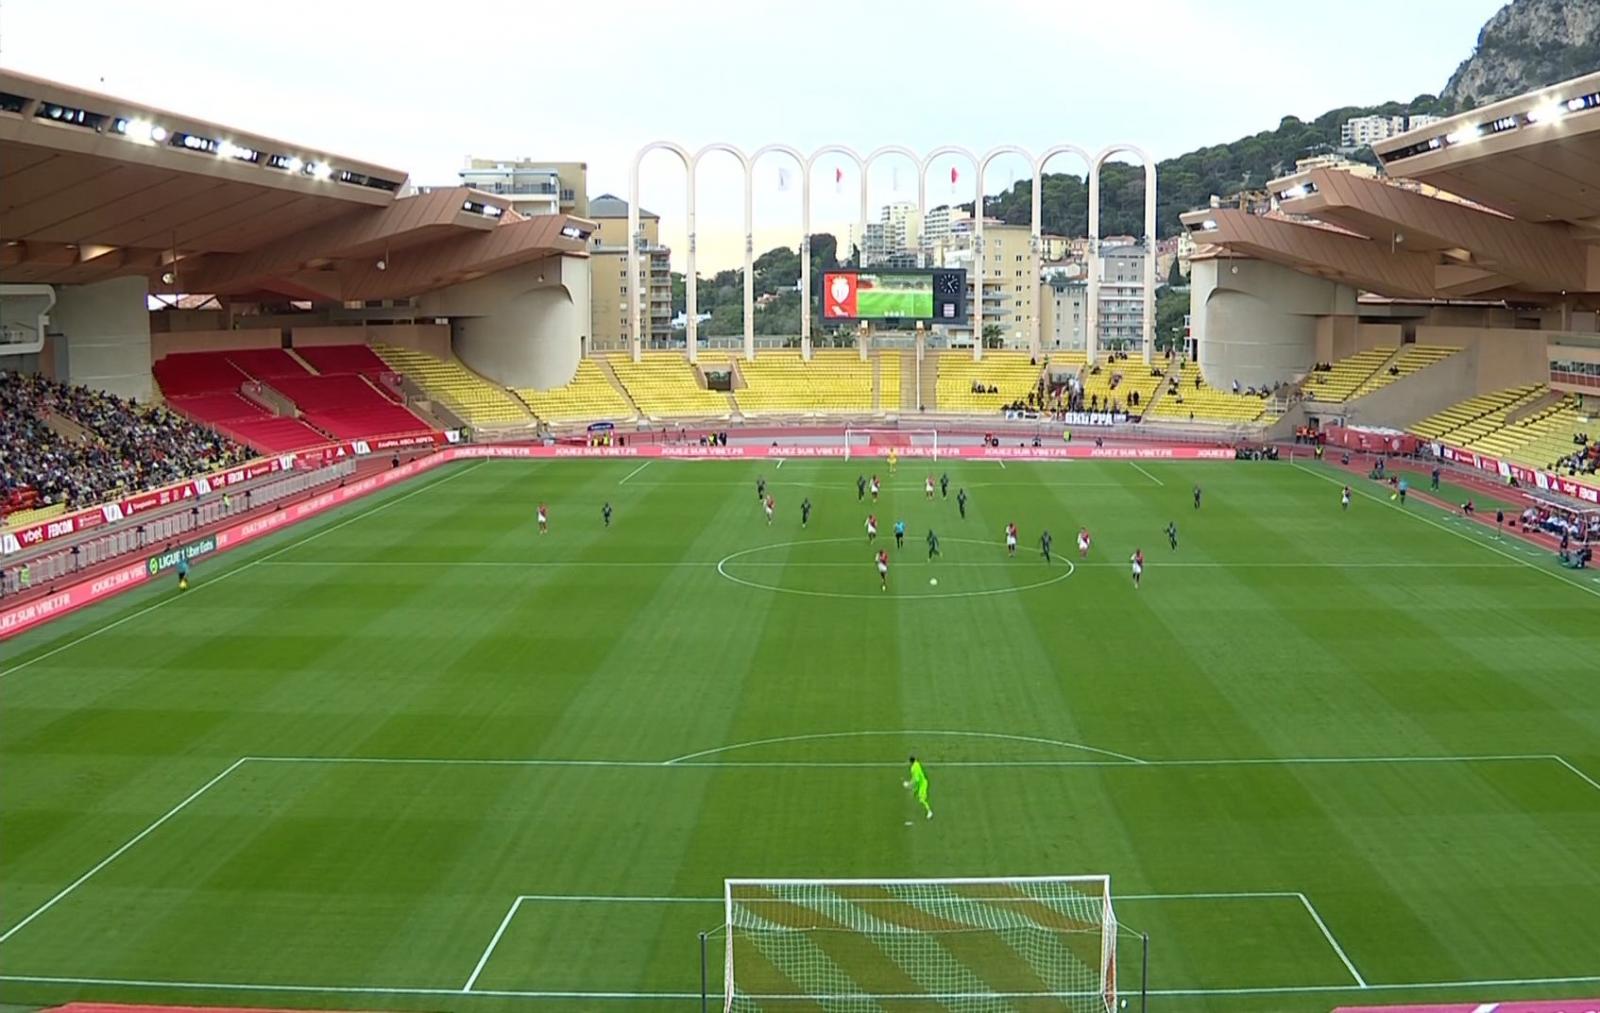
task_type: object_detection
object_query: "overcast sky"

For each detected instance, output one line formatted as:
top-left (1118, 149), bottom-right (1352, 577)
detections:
top-left (3, 0), bottom-right (1505, 271)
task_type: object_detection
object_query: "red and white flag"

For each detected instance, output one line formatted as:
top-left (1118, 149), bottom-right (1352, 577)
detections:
top-left (835, 166), bottom-right (844, 194)
top-left (950, 166), bottom-right (960, 193)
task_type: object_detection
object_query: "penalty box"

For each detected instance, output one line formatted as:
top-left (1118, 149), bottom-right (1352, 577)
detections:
top-left (1, 754), bottom-right (1593, 999)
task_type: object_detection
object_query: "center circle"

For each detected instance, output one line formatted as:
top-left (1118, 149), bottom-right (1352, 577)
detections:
top-left (716, 537), bottom-right (1076, 600)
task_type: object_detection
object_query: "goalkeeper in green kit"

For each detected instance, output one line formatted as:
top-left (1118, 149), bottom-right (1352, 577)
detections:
top-left (904, 756), bottom-right (933, 819)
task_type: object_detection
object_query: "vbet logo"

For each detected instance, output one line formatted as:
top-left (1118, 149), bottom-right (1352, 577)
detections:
top-left (146, 534), bottom-right (219, 576)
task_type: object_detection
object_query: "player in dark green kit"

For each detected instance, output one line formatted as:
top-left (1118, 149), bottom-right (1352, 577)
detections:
top-left (1040, 529), bottom-right (1053, 563)
top-left (926, 529), bottom-right (941, 560)
top-left (1166, 521), bottom-right (1178, 550)
top-left (957, 488), bottom-right (968, 519)
top-left (801, 497), bottom-right (812, 528)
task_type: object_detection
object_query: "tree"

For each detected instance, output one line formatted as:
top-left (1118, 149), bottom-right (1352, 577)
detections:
top-left (981, 324), bottom-right (1004, 349)
top-left (1167, 257), bottom-right (1185, 288)
top-left (1154, 287), bottom-right (1189, 354)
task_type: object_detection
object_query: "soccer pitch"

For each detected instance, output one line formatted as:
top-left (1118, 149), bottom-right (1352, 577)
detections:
top-left (2, 457), bottom-right (1598, 1012)
top-left (857, 280), bottom-right (933, 319)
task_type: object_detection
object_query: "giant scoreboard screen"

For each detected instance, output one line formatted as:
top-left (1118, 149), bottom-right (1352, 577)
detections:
top-left (820, 269), bottom-right (966, 323)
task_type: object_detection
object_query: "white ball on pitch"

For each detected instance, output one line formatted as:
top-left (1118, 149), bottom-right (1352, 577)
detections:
top-left (929, 578), bottom-right (939, 586)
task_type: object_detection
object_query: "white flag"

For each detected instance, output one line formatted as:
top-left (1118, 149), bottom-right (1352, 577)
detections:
top-left (777, 168), bottom-right (791, 192)
top-left (891, 166), bottom-right (901, 192)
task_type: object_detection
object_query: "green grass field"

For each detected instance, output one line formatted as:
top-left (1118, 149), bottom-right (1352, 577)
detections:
top-left (856, 280), bottom-right (933, 319)
top-left (2, 457), bottom-right (1598, 1013)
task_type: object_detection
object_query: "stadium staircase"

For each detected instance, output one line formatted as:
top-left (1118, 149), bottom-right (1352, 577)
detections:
top-left (1300, 346), bottom-right (1398, 402)
top-left (371, 344), bottom-right (534, 428)
top-left (1075, 355), bottom-right (1161, 415)
top-left (514, 358), bottom-right (636, 423)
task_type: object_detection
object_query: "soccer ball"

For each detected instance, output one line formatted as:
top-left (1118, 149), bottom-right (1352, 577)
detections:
top-left (902, 781), bottom-right (911, 788)
top-left (929, 578), bottom-right (939, 586)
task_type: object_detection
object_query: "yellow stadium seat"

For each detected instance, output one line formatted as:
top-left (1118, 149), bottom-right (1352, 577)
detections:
top-left (736, 350), bottom-right (875, 414)
top-left (934, 351), bottom-right (1043, 413)
top-left (514, 359), bottom-right (634, 422)
top-left (607, 352), bottom-right (732, 418)
top-left (1302, 347), bottom-right (1397, 402)
top-left (1145, 361), bottom-right (1268, 424)
top-left (371, 344), bottom-right (531, 425)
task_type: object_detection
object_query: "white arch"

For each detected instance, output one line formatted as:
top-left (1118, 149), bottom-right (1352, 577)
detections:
top-left (918, 146), bottom-right (982, 358)
top-left (749, 144), bottom-right (807, 357)
top-left (685, 143), bottom-right (751, 363)
top-left (804, 146), bottom-right (866, 356)
top-left (628, 141), bottom-right (692, 363)
top-left (1033, 145), bottom-right (1095, 357)
top-left (975, 146), bottom-right (1037, 357)
top-left (1091, 143), bottom-right (1159, 365)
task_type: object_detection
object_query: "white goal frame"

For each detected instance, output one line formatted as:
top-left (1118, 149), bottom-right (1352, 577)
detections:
top-left (843, 427), bottom-right (940, 460)
top-left (723, 874), bottom-right (1117, 1012)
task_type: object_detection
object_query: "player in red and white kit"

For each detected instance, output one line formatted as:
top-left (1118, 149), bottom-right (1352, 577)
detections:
top-left (870, 475), bottom-right (881, 502)
top-left (925, 475), bottom-right (935, 499)
top-left (1077, 527), bottom-right (1091, 558)
top-left (764, 494), bottom-right (775, 525)
top-left (537, 502), bottom-right (549, 534)
top-left (876, 548), bottom-right (890, 591)
top-left (866, 514), bottom-right (878, 541)
top-left (1005, 522), bottom-right (1018, 557)
top-left (1130, 548), bottom-right (1144, 588)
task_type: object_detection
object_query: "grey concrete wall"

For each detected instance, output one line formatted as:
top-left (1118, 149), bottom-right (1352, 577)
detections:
top-left (1190, 258), bottom-right (1356, 390)
top-left (50, 276), bottom-right (153, 401)
top-left (418, 254), bottom-right (590, 389)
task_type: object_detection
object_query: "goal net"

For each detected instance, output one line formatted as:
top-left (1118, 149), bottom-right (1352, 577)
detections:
top-left (844, 427), bottom-right (939, 460)
top-left (724, 876), bottom-right (1117, 1012)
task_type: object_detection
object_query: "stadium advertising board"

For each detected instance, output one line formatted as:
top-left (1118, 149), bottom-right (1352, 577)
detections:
top-left (820, 269), bottom-right (966, 323)
top-left (147, 535), bottom-right (219, 576)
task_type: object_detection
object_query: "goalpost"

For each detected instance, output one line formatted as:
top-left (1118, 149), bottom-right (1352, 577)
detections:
top-left (843, 427), bottom-right (940, 460)
top-left (723, 876), bottom-right (1117, 1012)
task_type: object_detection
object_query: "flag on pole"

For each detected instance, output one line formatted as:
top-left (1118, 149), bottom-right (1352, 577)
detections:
top-left (777, 168), bottom-right (791, 191)
top-left (891, 166), bottom-right (901, 192)
top-left (950, 166), bottom-right (959, 193)
top-left (835, 166), bottom-right (844, 194)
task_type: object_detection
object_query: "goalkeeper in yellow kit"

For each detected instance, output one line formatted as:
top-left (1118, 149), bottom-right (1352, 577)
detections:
top-left (904, 756), bottom-right (932, 819)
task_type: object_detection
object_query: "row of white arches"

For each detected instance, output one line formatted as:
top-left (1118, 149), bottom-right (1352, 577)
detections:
top-left (626, 142), bottom-right (1158, 364)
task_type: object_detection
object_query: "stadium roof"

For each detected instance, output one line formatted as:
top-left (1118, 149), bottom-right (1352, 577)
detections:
top-left (1181, 70), bottom-right (1600, 309)
top-left (0, 69), bottom-right (595, 299)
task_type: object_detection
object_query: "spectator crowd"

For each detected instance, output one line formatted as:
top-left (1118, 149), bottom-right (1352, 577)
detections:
top-left (1, 370), bottom-right (248, 516)
top-left (1555, 432), bottom-right (1598, 475)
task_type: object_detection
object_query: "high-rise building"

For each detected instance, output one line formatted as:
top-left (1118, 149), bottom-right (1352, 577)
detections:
top-left (1406, 113), bottom-right (1443, 132)
top-left (1097, 243), bottom-right (1146, 349)
top-left (1339, 115), bottom-right (1407, 149)
top-left (588, 194), bottom-right (672, 350)
top-left (458, 157), bottom-right (587, 217)
top-left (936, 219), bottom-right (1035, 347)
top-left (864, 202), bottom-right (924, 266)
top-left (1042, 276), bottom-right (1089, 350)
top-left (920, 205), bottom-right (969, 263)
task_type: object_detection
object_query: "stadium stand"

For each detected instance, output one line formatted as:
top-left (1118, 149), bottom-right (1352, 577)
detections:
top-left (934, 351), bottom-right (1044, 413)
top-left (876, 352), bottom-right (901, 412)
top-left (267, 374), bottom-right (429, 440)
top-left (294, 344), bottom-right (392, 378)
top-left (225, 347), bottom-right (313, 380)
top-left (372, 344), bottom-right (532, 425)
top-left (516, 359), bottom-right (636, 422)
top-left (1146, 361), bottom-right (1268, 423)
top-left (736, 350), bottom-right (874, 414)
top-left (166, 392), bottom-right (327, 453)
top-left (1300, 347), bottom-right (1396, 402)
top-left (1074, 354), bottom-right (1162, 415)
top-left (1410, 385), bottom-right (1545, 444)
top-left (1349, 345), bottom-right (1459, 399)
top-left (607, 352), bottom-right (730, 417)
top-left (1460, 392), bottom-right (1584, 470)
top-left (151, 351), bottom-right (249, 396)
top-left (2, 370), bottom-right (249, 512)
